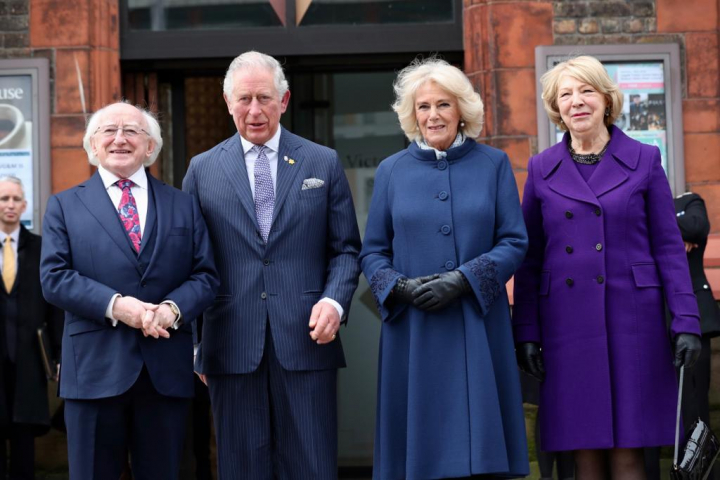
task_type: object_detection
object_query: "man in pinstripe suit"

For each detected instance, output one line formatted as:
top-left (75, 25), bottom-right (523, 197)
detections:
top-left (183, 51), bottom-right (361, 480)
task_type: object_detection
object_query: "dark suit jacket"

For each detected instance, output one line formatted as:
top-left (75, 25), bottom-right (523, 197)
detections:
top-left (184, 129), bottom-right (361, 374)
top-left (0, 225), bottom-right (63, 432)
top-left (674, 192), bottom-right (720, 337)
top-left (40, 171), bottom-right (219, 400)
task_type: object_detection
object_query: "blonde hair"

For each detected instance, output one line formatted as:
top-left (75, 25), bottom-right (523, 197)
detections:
top-left (392, 57), bottom-right (484, 142)
top-left (540, 55), bottom-right (624, 131)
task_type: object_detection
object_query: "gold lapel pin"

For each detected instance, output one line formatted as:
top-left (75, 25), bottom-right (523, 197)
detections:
top-left (283, 156), bottom-right (295, 165)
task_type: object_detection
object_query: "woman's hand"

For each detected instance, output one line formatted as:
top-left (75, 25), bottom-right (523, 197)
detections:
top-left (516, 342), bottom-right (545, 382)
top-left (411, 271), bottom-right (471, 311)
top-left (674, 333), bottom-right (702, 368)
top-left (393, 275), bottom-right (439, 304)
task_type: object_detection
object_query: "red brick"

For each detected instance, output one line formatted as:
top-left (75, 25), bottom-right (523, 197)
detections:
top-left (89, 0), bottom-right (119, 49)
top-left (684, 133), bottom-right (720, 183)
top-left (682, 99), bottom-right (720, 133)
top-left (514, 170), bottom-right (528, 202)
top-left (51, 147), bottom-right (93, 193)
top-left (90, 49), bottom-right (121, 111)
top-left (55, 49), bottom-right (90, 115)
top-left (490, 2), bottom-right (553, 69)
top-left (29, 0), bottom-right (90, 48)
top-left (464, 5), bottom-right (490, 74)
top-left (657, 0), bottom-right (717, 32)
top-left (491, 137), bottom-right (531, 170)
top-left (554, 19), bottom-right (577, 35)
top-left (690, 185), bottom-right (720, 235)
top-left (51, 115), bottom-right (85, 148)
top-left (496, 69), bottom-right (538, 136)
top-left (686, 33), bottom-right (720, 98)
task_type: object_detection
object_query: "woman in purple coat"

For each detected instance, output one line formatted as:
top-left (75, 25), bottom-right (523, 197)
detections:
top-left (512, 56), bottom-right (702, 479)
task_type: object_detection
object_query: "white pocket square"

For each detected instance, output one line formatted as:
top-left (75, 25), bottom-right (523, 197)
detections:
top-left (302, 178), bottom-right (325, 190)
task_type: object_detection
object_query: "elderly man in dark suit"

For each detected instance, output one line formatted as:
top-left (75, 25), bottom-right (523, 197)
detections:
top-left (0, 175), bottom-right (62, 480)
top-left (40, 102), bottom-right (219, 480)
top-left (183, 50), bottom-right (361, 480)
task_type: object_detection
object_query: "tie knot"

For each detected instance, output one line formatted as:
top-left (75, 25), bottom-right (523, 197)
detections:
top-left (252, 145), bottom-right (266, 155)
top-left (116, 179), bottom-right (135, 190)
top-left (4, 236), bottom-right (10, 244)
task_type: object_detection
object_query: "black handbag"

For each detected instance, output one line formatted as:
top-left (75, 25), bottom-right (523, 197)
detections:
top-left (671, 366), bottom-right (720, 480)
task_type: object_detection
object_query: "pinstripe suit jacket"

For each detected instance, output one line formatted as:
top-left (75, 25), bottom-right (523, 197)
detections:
top-left (183, 128), bottom-right (361, 374)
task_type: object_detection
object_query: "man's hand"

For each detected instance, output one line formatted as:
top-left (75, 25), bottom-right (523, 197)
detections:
top-left (113, 296), bottom-right (158, 329)
top-left (684, 241), bottom-right (699, 253)
top-left (141, 303), bottom-right (173, 339)
top-left (308, 301), bottom-right (340, 345)
top-left (196, 372), bottom-right (208, 386)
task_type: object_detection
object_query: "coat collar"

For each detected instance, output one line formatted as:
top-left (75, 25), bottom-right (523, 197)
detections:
top-left (539, 126), bottom-right (638, 205)
top-left (408, 137), bottom-right (476, 162)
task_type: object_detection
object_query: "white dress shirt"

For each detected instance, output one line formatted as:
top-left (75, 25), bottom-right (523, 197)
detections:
top-left (238, 130), bottom-right (344, 320)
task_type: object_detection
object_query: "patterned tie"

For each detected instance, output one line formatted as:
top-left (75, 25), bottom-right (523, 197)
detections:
top-left (252, 145), bottom-right (275, 243)
top-left (116, 179), bottom-right (142, 252)
top-left (2, 236), bottom-right (15, 292)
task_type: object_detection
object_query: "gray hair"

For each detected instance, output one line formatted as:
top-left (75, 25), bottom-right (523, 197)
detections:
top-left (0, 175), bottom-right (24, 198)
top-left (82, 102), bottom-right (164, 167)
top-left (223, 51), bottom-right (289, 100)
top-left (392, 57), bottom-right (484, 142)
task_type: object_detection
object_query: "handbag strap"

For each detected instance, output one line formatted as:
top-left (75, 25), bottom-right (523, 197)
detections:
top-left (673, 365), bottom-right (685, 467)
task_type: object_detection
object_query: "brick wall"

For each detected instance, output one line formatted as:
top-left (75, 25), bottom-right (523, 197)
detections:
top-left (0, 0), bottom-right (29, 57)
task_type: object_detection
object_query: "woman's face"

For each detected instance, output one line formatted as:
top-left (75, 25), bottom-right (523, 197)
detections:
top-left (557, 75), bottom-right (608, 139)
top-left (415, 81), bottom-right (461, 151)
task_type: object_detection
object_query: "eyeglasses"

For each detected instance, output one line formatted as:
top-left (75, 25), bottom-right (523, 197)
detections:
top-left (95, 125), bottom-right (149, 138)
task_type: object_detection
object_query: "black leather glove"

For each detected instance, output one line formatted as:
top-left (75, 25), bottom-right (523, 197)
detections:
top-left (411, 270), bottom-right (471, 312)
top-left (674, 333), bottom-right (702, 368)
top-left (516, 342), bottom-right (545, 382)
top-left (392, 274), bottom-right (439, 305)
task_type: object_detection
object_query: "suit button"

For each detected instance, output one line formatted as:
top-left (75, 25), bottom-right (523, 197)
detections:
top-left (565, 211), bottom-right (573, 219)
top-left (263, 259), bottom-right (270, 266)
top-left (566, 246), bottom-right (573, 254)
top-left (594, 208), bottom-right (602, 216)
top-left (438, 191), bottom-right (449, 201)
top-left (596, 243), bottom-right (603, 251)
top-left (441, 225), bottom-right (452, 235)
top-left (566, 278), bottom-right (574, 286)
top-left (437, 160), bottom-right (448, 170)
top-left (445, 261), bottom-right (455, 270)
top-left (596, 275), bottom-right (604, 284)
top-left (261, 292), bottom-right (267, 299)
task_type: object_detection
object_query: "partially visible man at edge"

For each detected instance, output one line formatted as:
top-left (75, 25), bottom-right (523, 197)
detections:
top-left (0, 175), bottom-right (62, 480)
top-left (183, 51), bottom-right (361, 479)
top-left (40, 102), bottom-right (219, 480)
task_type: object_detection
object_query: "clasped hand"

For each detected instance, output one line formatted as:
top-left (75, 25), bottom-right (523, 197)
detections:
top-left (394, 271), bottom-right (471, 312)
top-left (112, 296), bottom-right (176, 339)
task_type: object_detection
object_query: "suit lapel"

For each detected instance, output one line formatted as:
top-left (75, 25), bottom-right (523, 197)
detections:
top-left (272, 128), bottom-right (303, 225)
top-left (141, 175), bottom-right (167, 277)
top-left (13, 226), bottom-right (29, 294)
top-left (586, 154), bottom-right (629, 198)
top-left (76, 172), bottom-right (142, 274)
top-left (218, 135), bottom-right (260, 232)
top-left (140, 174), bottom-right (159, 257)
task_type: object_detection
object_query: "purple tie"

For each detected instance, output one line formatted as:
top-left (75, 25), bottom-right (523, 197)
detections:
top-left (116, 179), bottom-right (142, 252)
top-left (252, 145), bottom-right (275, 243)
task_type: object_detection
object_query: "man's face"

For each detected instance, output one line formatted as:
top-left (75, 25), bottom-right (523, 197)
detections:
top-left (0, 181), bottom-right (26, 229)
top-left (91, 103), bottom-right (154, 178)
top-left (224, 67), bottom-right (290, 145)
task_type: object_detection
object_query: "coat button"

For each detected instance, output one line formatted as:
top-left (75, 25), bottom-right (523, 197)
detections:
top-left (438, 191), bottom-right (449, 201)
top-left (566, 278), bottom-right (574, 286)
top-left (441, 225), bottom-right (452, 235)
top-left (596, 275), bottom-right (604, 284)
top-left (261, 292), bottom-right (267, 299)
top-left (263, 259), bottom-right (270, 266)
top-left (596, 243), bottom-right (603, 251)
top-left (566, 246), bottom-right (573, 254)
top-left (594, 208), bottom-right (602, 216)
top-left (445, 261), bottom-right (455, 270)
top-left (565, 211), bottom-right (573, 219)
top-left (437, 160), bottom-right (448, 170)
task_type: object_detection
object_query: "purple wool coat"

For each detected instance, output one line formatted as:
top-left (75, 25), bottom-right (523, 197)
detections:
top-left (513, 126), bottom-right (701, 452)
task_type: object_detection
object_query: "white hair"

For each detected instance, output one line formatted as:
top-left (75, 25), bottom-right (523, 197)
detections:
top-left (0, 175), bottom-right (25, 198)
top-left (223, 51), bottom-right (289, 100)
top-left (82, 102), bottom-right (163, 167)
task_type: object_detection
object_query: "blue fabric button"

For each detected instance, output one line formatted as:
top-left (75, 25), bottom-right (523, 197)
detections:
top-left (445, 261), bottom-right (455, 270)
top-left (437, 160), bottom-right (448, 170)
top-left (441, 225), bottom-right (452, 235)
top-left (439, 191), bottom-right (448, 200)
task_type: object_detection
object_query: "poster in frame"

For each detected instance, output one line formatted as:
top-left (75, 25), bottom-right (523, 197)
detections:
top-left (535, 44), bottom-right (685, 196)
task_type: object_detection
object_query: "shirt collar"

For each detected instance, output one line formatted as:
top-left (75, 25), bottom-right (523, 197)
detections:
top-left (240, 127), bottom-right (282, 155)
top-left (98, 164), bottom-right (148, 191)
top-left (3, 226), bottom-right (20, 243)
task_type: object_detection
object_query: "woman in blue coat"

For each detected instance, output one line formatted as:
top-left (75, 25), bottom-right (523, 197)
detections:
top-left (360, 57), bottom-right (529, 479)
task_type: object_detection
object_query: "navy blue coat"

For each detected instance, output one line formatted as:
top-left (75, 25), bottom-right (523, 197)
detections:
top-left (40, 172), bottom-right (219, 400)
top-left (360, 139), bottom-right (529, 479)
